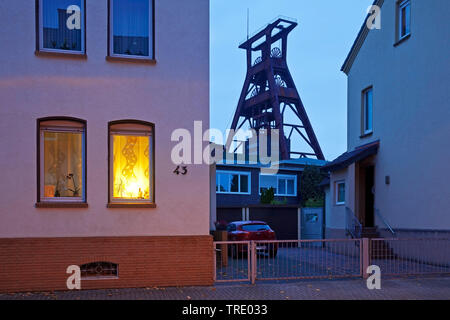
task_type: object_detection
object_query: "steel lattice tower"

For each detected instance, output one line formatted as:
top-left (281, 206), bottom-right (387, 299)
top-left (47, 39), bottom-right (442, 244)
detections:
top-left (229, 17), bottom-right (324, 160)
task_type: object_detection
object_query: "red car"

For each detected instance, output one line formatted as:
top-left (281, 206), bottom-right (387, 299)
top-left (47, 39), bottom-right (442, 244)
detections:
top-left (226, 221), bottom-right (278, 258)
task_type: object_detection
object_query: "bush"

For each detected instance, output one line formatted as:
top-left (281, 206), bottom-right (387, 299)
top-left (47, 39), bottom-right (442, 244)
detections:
top-left (260, 187), bottom-right (275, 204)
top-left (300, 165), bottom-right (326, 207)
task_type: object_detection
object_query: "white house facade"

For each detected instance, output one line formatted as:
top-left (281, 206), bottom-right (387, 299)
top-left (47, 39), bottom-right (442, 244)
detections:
top-left (324, 0), bottom-right (450, 239)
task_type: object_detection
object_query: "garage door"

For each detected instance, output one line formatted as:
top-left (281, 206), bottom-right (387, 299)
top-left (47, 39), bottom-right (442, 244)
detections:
top-left (216, 208), bottom-right (243, 225)
top-left (249, 207), bottom-right (299, 240)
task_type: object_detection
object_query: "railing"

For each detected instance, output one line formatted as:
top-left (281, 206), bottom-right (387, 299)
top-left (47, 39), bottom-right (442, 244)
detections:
top-left (371, 238), bottom-right (450, 276)
top-left (346, 207), bottom-right (362, 239)
top-left (214, 237), bottom-right (450, 283)
top-left (253, 239), bottom-right (361, 281)
top-left (214, 241), bottom-right (251, 283)
top-left (214, 239), bottom-right (361, 283)
top-left (375, 209), bottom-right (396, 237)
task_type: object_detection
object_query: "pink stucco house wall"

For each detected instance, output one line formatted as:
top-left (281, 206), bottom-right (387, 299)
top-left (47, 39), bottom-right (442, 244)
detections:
top-left (0, 0), bottom-right (212, 292)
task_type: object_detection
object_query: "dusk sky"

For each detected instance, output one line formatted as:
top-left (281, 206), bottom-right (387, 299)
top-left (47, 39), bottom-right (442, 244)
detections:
top-left (210, 0), bottom-right (373, 161)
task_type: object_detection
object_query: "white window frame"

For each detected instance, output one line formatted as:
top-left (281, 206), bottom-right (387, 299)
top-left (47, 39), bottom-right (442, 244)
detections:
top-left (109, 0), bottom-right (154, 60)
top-left (335, 181), bottom-right (346, 205)
top-left (39, 124), bottom-right (86, 203)
top-left (398, 0), bottom-right (411, 41)
top-left (109, 127), bottom-right (153, 203)
top-left (363, 87), bottom-right (373, 135)
top-left (259, 174), bottom-right (297, 197)
top-left (216, 171), bottom-right (251, 195)
top-left (38, 0), bottom-right (85, 54)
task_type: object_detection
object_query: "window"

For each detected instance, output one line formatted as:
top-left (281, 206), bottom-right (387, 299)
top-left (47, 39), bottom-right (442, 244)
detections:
top-left (362, 87), bottom-right (373, 135)
top-left (336, 181), bottom-right (345, 205)
top-left (216, 171), bottom-right (251, 194)
top-left (397, 0), bottom-right (411, 41)
top-left (80, 262), bottom-right (118, 279)
top-left (37, 0), bottom-right (85, 54)
top-left (109, 0), bottom-right (154, 59)
top-left (241, 224), bottom-right (270, 232)
top-left (259, 174), bottom-right (297, 197)
top-left (38, 118), bottom-right (86, 204)
top-left (109, 121), bottom-right (154, 205)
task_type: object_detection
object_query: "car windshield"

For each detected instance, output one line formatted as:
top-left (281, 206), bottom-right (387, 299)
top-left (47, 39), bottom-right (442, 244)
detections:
top-left (241, 224), bottom-right (270, 232)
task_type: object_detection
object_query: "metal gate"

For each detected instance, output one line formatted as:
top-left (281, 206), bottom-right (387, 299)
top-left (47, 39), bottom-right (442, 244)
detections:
top-left (214, 238), bottom-right (450, 283)
top-left (214, 239), bottom-right (362, 283)
top-left (301, 208), bottom-right (324, 241)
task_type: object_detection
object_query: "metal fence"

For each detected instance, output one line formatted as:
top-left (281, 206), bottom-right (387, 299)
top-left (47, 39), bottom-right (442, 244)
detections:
top-left (214, 239), bottom-right (362, 283)
top-left (214, 238), bottom-right (450, 283)
top-left (371, 238), bottom-right (450, 276)
top-left (253, 239), bottom-right (361, 281)
top-left (214, 241), bottom-right (251, 283)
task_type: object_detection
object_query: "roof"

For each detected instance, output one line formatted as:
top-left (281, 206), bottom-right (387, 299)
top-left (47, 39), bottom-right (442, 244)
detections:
top-left (322, 141), bottom-right (380, 172)
top-left (216, 158), bottom-right (328, 172)
top-left (276, 158), bottom-right (328, 167)
top-left (341, 0), bottom-right (385, 74)
top-left (319, 177), bottom-right (330, 188)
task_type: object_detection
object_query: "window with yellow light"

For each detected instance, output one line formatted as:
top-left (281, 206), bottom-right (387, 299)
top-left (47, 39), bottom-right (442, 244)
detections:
top-left (109, 121), bottom-right (154, 204)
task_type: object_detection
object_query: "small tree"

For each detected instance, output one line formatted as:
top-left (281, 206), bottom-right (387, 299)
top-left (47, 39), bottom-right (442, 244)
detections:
top-left (260, 187), bottom-right (275, 204)
top-left (300, 165), bottom-right (326, 207)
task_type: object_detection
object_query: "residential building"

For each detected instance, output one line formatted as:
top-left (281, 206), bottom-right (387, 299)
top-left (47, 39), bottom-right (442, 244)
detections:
top-left (212, 157), bottom-right (327, 240)
top-left (0, 0), bottom-right (211, 293)
top-left (323, 0), bottom-right (450, 239)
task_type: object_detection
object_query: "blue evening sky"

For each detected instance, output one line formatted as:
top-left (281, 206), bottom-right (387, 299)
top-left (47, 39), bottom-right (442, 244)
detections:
top-left (210, 0), bottom-right (373, 161)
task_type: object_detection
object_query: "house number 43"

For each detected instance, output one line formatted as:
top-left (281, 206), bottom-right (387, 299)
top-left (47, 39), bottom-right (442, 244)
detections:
top-left (173, 166), bottom-right (188, 175)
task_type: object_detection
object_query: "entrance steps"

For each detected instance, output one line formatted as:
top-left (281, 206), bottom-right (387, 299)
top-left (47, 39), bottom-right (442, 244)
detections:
top-left (361, 227), bottom-right (397, 260)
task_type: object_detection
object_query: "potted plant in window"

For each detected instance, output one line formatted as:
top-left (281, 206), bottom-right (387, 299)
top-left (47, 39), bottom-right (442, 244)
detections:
top-left (66, 173), bottom-right (80, 197)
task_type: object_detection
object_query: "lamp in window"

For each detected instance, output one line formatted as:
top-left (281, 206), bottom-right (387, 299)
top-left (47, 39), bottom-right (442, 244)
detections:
top-left (110, 121), bottom-right (153, 203)
top-left (113, 136), bottom-right (150, 199)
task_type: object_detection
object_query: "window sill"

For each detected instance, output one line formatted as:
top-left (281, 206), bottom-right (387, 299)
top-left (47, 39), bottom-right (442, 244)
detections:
top-left (216, 192), bottom-right (252, 195)
top-left (107, 203), bottom-right (157, 208)
top-left (35, 202), bottom-right (88, 208)
top-left (258, 194), bottom-right (297, 197)
top-left (394, 34), bottom-right (411, 47)
top-left (335, 203), bottom-right (345, 207)
top-left (106, 56), bottom-right (156, 65)
top-left (35, 50), bottom-right (87, 59)
top-left (360, 132), bottom-right (373, 139)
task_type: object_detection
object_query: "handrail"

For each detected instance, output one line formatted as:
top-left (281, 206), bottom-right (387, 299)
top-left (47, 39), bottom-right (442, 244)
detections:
top-left (376, 209), bottom-right (396, 237)
top-left (345, 207), bottom-right (362, 239)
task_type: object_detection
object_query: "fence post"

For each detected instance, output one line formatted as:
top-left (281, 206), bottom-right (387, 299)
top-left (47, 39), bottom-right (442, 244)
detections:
top-left (362, 238), bottom-right (370, 279)
top-left (213, 243), bottom-right (217, 282)
top-left (251, 241), bottom-right (256, 284)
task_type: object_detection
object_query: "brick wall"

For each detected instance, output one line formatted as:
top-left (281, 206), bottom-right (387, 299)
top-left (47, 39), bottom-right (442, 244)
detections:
top-left (0, 235), bottom-right (213, 293)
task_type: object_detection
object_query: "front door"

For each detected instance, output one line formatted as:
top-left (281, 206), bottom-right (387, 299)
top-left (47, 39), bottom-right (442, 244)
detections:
top-left (364, 166), bottom-right (375, 227)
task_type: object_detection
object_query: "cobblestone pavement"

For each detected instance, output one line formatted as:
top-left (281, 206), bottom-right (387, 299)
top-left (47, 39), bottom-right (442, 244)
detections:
top-left (1, 276), bottom-right (449, 300)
